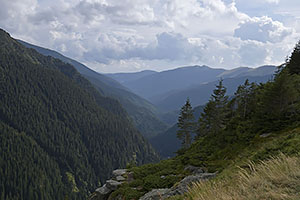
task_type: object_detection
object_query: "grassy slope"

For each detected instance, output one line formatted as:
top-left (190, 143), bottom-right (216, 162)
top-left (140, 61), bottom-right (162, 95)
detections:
top-left (111, 125), bottom-right (300, 199)
top-left (185, 153), bottom-right (300, 200)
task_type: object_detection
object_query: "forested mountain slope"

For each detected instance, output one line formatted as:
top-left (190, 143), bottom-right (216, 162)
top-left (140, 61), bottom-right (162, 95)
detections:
top-left (0, 29), bottom-right (158, 200)
top-left (18, 40), bottom-right (168, 138)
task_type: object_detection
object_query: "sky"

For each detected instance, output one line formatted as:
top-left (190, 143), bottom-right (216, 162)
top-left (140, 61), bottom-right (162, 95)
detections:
top-left (1, 0), bottom-right (300, 73)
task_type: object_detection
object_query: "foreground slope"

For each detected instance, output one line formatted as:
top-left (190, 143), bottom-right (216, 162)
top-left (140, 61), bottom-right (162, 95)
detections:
top-left (18, 40), bottom-right (168, 138)
top-left (0, 29), bottom-right (158, 199)
top-left (186, 154), bottom-right (300, 200)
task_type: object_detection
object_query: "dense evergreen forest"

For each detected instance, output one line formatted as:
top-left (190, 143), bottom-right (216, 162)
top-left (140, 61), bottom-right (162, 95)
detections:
top-left (0, 29), bottom-right (159, 200)
top-left (110, 40), bottom-right (300, 199)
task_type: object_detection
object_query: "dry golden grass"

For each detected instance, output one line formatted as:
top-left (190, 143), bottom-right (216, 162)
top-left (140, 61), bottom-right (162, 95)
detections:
top-left (186, 154), bottom-right (300, 200)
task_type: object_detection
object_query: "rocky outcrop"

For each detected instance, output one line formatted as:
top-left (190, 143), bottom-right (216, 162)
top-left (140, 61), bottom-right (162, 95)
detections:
top-left (139, 166), bottom-right (216, 200)
top-left (139, 189), bottom-right (172, 200)
top-left (89, 169), bottom-right (128, 200)
top-left (90, 166), bottom-right (216, 200)
top-left (168, 173), bottom-right (216, 195)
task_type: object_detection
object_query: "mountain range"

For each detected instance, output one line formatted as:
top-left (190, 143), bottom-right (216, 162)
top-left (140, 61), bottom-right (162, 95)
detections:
top-left (107, 65), bottom-right (275, 114)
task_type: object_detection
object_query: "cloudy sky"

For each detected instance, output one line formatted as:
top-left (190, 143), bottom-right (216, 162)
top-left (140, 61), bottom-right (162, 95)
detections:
top-left (1, 0), bottom-right (300, 73)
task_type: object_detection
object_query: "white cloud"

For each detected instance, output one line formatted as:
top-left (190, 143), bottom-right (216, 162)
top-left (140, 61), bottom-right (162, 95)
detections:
top-left (0, 0), bottom-right (299, 73)
top-left (234, 16), bottom-right (293, 43)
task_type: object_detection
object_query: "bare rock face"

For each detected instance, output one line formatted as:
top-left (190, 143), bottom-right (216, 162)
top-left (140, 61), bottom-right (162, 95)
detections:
top-left (90, 166), bottom-right (216, 200)
top-left (112, 169), bottom-right (127, 177)
top-left (89, 169), bottom-right (129, 200)
top-left (138, 169), bottom-right (217, 200)
top-left (139, 189), bottom-right (172, 200)
top-left (184, 165), bottom-right (205, 174)
top-left (169, 173), bottom-right (217, 195)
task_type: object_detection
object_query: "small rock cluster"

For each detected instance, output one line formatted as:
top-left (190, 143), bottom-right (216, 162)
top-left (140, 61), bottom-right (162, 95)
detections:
top-left (139, 165), bottom-right (216, 200)
top-left (89, 169), bottom-right (132, 200)
top-left (90, 165), bottom-right (216, 200)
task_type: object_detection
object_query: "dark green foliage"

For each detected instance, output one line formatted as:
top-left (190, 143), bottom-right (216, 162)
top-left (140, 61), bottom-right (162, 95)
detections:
top-left (177, 98), bottom-right (195, 148)
top-left (286, 40), bottom-right (300, 75)
top-left (150, 105), bottom-right (204, 159)
top-left (0, 29), bottom-right (158, 199)
top-left (18, 40), bottom-right (168, 138)
top-left (232, 79), bottom-right (257, 119)
top-left (197, 79), bottom-right (228, 136)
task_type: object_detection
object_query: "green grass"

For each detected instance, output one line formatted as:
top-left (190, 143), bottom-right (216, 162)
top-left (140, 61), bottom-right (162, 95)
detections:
top-left (112, 126), bottom-right (300, 199)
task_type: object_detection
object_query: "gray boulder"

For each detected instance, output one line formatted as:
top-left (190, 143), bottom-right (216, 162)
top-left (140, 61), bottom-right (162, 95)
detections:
top-left (170, 173), bottom-right (216, 195)
top-left (106, 180), bottom-right (122, 190)
top-left (139, 172), bottom-right (216, 200)
top-left (116, 175), bottom-right (126, 181)
top-left (89, 180), bottom-right (123, 200)
top-left (184, 165), bottom-right (205, 174)
top-left (139, 189), bottom-right (172, 200)
top-left (112, 169), bottom-right (127, 177)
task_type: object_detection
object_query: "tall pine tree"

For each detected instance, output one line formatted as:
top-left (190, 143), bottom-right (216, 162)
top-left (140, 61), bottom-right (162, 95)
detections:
top-left (286, 40), bottom-right (300, 75)
top-left (177, 98), bottom-right (195, 149)
top-left (233, 79), bottom-right (257, 119)
top-left (197, 79), bottom-right (228, 136)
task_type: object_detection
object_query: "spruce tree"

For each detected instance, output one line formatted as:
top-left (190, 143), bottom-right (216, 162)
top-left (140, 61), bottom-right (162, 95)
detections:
top-left (197, 79), bottom-right (228, 136)
top-left (234, 79), bottom-right (257, 119)
top-left (286, 40), bottom-right (300, 75)
top-left (177, 98), bottom-right (195, 149)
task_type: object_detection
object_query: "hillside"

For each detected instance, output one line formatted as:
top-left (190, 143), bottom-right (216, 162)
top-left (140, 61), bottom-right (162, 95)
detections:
top-left (18, 40), bottom-right (168, 138)
top-left (154, 74), bottom-right (273, 112)
top-left (122, 65), bottom-right (226, 100)
top-left (103, 40), bottom-right (300, 200)
top-left (106, 70), bottom-right (157, 84)
top-left (109, 65), bottom-right (275, 105)
top-left (0, 29), bottom-right (159, 200)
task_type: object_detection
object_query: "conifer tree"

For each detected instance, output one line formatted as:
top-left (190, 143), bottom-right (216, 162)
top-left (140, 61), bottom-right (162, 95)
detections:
top-left (233, 79), bottom-right (257, 119)
top-left (197, 79), bottom-right (228, 136)
top-left (177, 98), bottom-right (195, 149)
top-left (286, 40), bottom-right (300, 75)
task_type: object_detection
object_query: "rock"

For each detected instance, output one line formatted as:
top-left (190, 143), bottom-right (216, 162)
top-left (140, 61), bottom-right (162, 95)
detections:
top-left (112, 169), bottom-right (127, 177)
top-left (89, 180), bottom-right (123, 200)
top-left (90, 184), bottom-right (112, 200)
top-left (106, 180), bottom-right (122, 190)
top-left (260, 133), bottom-right (272, 138)
top-left (184, 165), bottom-right (205, 174)
top-left (89, 169), bottom-right (128, 200)
top-left (95, 184), bottom-right (111, 195)
top-left (116, 175), bottom-right (126, 181)
top-left (127, 171), bottom-right (134, 183)
top-left (138, 172), bottom-right (216, 200)
top-left (139, 189), bottom-right (172, 200)
top-left (170, 173), bottom-right (217, 195)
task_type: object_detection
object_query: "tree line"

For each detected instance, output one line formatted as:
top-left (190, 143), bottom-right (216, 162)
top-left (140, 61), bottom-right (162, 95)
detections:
top-left (177, 40), bottom-right (300, 150)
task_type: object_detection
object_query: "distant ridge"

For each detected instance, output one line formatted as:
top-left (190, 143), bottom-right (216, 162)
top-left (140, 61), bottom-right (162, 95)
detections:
top-left (106, 70), bottom-right (157, 83)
